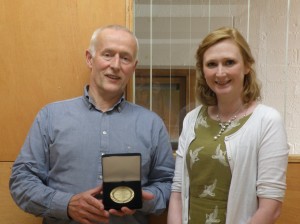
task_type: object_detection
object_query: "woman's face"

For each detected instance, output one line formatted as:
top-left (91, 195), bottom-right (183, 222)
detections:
top-left (202, 39), bottom-right (249, 101)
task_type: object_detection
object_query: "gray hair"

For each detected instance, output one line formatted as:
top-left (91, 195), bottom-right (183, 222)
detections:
top-left (88, 25), bottom-right (139, 59)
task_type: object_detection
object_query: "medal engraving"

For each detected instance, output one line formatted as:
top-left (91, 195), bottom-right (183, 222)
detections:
top-left (110, 186), bottom-right (134, 203)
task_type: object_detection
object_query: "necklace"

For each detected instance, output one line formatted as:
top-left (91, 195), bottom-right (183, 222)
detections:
top-left (213, 115), bottom-right (237, 140)
top-left (213, 105), bottom-right (244, 140)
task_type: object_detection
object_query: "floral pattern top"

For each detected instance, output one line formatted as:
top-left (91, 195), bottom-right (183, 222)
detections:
top-left (186, 106), bottom-right (250, 224)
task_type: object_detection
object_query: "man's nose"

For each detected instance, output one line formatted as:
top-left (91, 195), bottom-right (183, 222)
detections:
top-left (110, 55), bottom-right (120, 69)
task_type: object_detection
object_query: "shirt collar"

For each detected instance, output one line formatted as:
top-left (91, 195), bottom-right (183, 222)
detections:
top-left (83, 85), bottom-right (125, 112)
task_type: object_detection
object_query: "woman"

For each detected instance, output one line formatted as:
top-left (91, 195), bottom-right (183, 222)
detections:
top-left (167, 27), bottom-right (289, 224)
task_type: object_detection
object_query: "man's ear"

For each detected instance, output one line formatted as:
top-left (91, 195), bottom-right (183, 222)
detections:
top-left (134, 60), bottom-right (138, 69)
top-left (86, 50), bottom-right (93, 68)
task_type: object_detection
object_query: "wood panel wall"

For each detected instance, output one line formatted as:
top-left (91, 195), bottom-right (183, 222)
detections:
top-left (276, 155), bottom-right (300, 224)
top-left (0, 0), bottom-right (132, 223)
top-left (1, 1), bottom-right (299, 223)
top-left (0, 0), bottom-right (132, 162)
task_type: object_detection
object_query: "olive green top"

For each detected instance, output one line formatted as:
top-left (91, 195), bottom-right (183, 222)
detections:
top-left (186, 106), bottom-right (250, 224)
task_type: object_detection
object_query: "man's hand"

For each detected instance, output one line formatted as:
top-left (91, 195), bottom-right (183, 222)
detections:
top-left (109, 190), bottom-right (155, 217)
top-left (68, 186), bottom-right (110, 224)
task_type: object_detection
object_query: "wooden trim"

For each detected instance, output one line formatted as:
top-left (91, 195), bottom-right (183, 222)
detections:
top-left (125, 0), bottom-right (134, 102)
top-left (126, 0), bottom-right (134, 30)
top-left (288, 154), bottom-right (300, 163)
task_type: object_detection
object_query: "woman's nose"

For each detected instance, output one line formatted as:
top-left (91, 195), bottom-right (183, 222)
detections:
top-left (216, 65), bottom-right (225, 75)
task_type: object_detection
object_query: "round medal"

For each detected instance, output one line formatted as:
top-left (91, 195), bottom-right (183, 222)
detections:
top-left (110, 186), bottom-right (134, 204)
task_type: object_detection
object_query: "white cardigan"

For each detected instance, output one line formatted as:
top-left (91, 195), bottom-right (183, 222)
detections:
top-left (171, 104), bottom-right (289, 224)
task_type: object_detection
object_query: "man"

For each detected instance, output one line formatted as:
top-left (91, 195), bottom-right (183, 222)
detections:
top-left (9, 25), bottom-right (175, 224)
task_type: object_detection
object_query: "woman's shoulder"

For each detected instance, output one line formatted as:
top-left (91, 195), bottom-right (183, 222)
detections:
top-left (252, 103), bottom-right (284, 124)
top-left (254, 103), bottom-right (281, 116)
top-left (181, 105), bottom-right (204, 127)
top-left (185, 105), bottom-right (203, 118)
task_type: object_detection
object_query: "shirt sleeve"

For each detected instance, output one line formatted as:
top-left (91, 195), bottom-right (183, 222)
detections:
top-left (9, 108), bottom-right (74, 220)
top-left (140, 119), bottom-right (175, 215)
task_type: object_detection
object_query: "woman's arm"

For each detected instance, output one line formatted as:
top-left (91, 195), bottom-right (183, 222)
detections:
top-left (250, 108), bottom-right (288, 223)
top-left (167, 107), bottom-right (200, 224)
top-left (167, 192), bottom-right (182, 224)
top-left (248, 198), bottom-right (282, 224)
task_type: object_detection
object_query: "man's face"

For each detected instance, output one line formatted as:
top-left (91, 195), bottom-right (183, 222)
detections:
top-left (86, 28), bottom-right (138, 98)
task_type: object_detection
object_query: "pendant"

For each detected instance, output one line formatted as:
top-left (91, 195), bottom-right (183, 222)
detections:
top-left (214, 120), bottom-right (234, 140)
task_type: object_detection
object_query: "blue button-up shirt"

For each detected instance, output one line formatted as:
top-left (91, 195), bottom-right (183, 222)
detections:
top-left (9, 86), bottom-right (175, 224)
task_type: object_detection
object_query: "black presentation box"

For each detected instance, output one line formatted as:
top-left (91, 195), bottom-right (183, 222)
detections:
top-left (101, 153), bottom-right (142, 210)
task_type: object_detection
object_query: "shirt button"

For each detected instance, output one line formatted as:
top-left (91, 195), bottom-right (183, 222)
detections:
top-left (99, 175), bottom-right (102, 179)
top-left (102, 131), bottom-right (107, 135)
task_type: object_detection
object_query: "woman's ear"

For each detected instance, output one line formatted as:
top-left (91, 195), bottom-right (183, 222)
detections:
top-left (86, 50), bottom-right (93, 68)
top-left (244, 64), bottom-right (250, 76)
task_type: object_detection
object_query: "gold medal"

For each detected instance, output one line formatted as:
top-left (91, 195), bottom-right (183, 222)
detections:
top-left (110, 186), bottom-right (134, 204)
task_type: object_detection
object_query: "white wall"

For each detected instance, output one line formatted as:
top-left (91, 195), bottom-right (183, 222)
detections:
top-left (134, 0), bottom-right (300, 154)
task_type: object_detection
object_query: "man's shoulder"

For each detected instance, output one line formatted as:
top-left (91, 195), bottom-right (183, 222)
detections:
top-left (46, 96), bottom-right (83, 107)
top-left (124, 101), bottom-right (163, 121)
top-left (40, 96), bottom-right (84, 113)
top-left (125, 101), bottom-right (158, 115)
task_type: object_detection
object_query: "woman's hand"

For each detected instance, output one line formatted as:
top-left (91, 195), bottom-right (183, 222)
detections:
top-left (248, 197), bottom-right (282, 224)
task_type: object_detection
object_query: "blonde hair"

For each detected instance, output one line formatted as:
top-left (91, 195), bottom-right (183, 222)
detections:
top-left (195, 27), bottom-right (261, 106)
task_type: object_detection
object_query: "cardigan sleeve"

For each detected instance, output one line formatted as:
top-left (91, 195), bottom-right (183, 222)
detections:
top-left (256, 107), bottom-right (289, 201)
